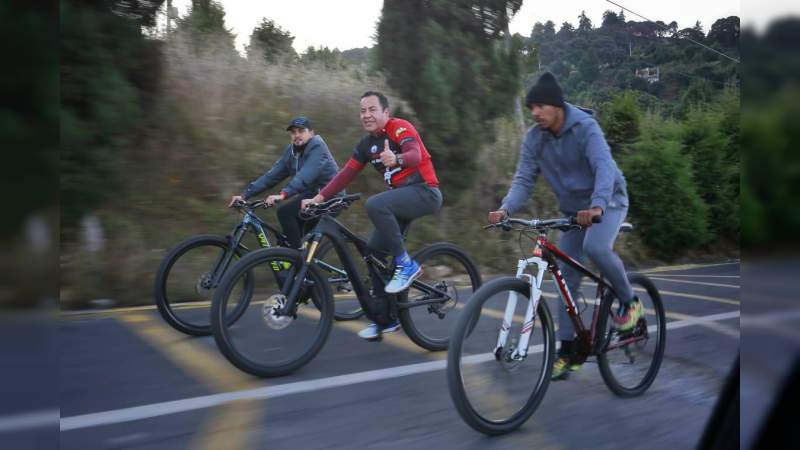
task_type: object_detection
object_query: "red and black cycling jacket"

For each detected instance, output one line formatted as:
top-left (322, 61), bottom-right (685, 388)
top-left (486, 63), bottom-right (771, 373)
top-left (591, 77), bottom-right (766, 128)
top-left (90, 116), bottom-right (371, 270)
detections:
top-left (320, 118), bottom-right (439, 199)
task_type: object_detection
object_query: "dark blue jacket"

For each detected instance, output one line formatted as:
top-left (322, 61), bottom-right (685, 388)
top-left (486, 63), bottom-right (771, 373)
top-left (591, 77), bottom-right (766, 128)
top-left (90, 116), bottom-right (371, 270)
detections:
top-left (243, 135), bottom-right (341, 199)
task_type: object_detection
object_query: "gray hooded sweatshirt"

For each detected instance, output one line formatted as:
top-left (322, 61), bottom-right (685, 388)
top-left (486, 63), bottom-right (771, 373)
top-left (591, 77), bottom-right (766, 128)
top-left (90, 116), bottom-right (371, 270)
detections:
top-left (501, 103), bottom-right (628, 215)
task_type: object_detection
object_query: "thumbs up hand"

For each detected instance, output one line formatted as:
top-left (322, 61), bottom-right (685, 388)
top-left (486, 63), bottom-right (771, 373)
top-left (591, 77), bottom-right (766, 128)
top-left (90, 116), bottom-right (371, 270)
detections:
top-left (380, 139), bottom-right (397, 168)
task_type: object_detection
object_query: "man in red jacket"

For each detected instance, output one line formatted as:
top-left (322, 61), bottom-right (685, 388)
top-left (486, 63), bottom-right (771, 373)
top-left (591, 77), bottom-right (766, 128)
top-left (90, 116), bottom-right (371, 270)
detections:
top-left (302, 91), bottom-right (442, 339)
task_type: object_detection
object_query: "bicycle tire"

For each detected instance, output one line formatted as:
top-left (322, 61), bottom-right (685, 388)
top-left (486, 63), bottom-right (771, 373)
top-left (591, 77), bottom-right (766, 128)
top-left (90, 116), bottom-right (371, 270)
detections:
top-left (211, 247), bottom-right (334, 377)
top-left (447, 277), bottom-right (555, 435)
top-left (398, 242), bottom-right (482, 351)
top-left (154, 234), bottom-right (252, 336)
top-left (597, 273), bottom-right (666, 397)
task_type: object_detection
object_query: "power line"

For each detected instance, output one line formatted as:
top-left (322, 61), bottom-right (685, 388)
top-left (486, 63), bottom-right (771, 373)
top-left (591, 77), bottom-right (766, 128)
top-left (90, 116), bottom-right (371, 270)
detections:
top-left (605, 0), bottom-right (740, 64)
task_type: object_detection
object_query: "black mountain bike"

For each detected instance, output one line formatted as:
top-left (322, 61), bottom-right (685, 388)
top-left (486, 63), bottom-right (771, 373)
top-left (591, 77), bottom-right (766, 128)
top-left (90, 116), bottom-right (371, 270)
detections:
top-left (210, 193), bottom-right (482, 377)
top-left (154, 200), bottom-right (362, 336)
top-left (447, 216), bottom-right (666, 435)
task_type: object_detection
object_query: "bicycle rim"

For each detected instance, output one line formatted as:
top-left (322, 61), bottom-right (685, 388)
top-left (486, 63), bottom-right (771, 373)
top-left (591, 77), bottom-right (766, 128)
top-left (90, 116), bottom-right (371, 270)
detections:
top-left (447, 277), bottom-right (555, 435)
top-left (155, 235), bottom-right (251, 336)
top-left (597, 273), bottom-right (667, 396)
top-left (211, 248), bottom-right (334, 377)
top-left (399, 243), bottom-right (482, 351)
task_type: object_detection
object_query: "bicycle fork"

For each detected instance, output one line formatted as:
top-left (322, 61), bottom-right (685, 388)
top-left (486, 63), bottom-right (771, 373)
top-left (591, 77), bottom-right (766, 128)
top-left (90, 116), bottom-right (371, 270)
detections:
top-left (494, 257), bottom-right (549, 360)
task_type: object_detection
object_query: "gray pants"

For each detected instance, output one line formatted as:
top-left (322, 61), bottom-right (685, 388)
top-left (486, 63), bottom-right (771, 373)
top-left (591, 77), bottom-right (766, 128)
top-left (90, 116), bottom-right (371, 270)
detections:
top-left (557, 206), bottom-right (634, 341)
top-left (276, 191), bottom-right (317, 249)
top-left (365, 184), bottom-right (443, 258)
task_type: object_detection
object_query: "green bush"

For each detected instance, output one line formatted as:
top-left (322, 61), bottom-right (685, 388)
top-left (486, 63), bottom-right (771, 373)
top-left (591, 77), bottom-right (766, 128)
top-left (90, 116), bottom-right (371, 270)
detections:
top-left (621, 116), bottom-right (711, 258)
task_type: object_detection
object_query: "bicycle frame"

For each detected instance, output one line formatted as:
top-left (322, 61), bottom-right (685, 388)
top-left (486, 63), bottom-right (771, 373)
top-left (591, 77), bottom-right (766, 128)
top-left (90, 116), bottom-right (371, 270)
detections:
top-left (277, 214), bottom-right (453, 317)
top-left (207, 207), bottom-right (286, 287)
top-left (494, 233), bottom-right (634, 361)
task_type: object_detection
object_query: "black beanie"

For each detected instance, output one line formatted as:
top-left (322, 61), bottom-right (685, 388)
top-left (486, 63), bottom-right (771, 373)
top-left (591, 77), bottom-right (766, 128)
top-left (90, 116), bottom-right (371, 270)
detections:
top-left (525, 72), bottom-right (564, 108)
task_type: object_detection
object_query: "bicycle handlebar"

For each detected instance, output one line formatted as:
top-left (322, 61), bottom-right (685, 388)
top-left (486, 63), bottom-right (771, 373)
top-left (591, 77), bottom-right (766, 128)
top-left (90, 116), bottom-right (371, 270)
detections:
top-left (298, 193), bottom-right (362, 219)
top-left (484, 215), bottom-right (601, 231)
top-left (230, 199), bottom-right (270, 210)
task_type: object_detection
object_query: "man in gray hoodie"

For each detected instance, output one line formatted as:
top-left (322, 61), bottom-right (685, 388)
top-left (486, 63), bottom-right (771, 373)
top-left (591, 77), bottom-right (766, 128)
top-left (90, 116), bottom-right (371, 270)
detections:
top-left (488, 72), bottom-right (643, 381)
top-left (229, 117), bottom-right (341, 249)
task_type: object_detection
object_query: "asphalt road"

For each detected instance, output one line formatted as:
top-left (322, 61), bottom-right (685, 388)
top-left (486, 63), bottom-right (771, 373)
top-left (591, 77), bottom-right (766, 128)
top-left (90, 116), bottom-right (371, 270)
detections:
top-left (56, 261), bottom-right (740, 450)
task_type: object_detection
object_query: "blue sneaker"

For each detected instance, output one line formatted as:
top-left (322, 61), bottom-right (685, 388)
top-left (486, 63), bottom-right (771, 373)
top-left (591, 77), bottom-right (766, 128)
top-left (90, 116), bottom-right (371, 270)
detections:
top-left (384, 260), bottom-right (422, 294)
top-left (357, 320), bottom-right (401, 340)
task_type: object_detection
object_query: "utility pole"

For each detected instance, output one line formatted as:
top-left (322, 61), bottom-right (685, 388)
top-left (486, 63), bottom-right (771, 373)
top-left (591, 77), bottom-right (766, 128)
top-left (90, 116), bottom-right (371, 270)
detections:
top-left (166, 0), bottom-right (173, 34)
top-left (503, 20), bottom-right (526, 137)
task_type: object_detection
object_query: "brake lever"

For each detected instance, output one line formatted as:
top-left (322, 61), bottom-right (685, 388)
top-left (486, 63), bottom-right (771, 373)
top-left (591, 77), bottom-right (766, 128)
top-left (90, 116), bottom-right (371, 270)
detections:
top-left (483, 222), bottom-right (513, 231)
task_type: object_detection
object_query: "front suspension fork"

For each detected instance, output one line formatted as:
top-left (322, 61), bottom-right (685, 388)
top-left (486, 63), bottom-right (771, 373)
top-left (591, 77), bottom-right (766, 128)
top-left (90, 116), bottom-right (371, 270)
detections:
top-left (494, 257), bottom-right (548, 360)
top-left (278, 233), bottom-right (322, 317)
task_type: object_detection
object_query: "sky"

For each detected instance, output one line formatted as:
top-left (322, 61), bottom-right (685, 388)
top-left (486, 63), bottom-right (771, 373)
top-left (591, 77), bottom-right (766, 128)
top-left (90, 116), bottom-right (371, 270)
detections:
top-left (164, 0), bottom-right (789, 54)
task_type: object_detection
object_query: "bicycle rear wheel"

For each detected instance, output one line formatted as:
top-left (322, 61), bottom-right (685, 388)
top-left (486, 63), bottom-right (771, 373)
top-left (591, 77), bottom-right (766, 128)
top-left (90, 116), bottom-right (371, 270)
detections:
top-left (211, 247), bottom-right (334, 377)
top-left (398, 242), bottom-right (482, 351)
top-left (597, 273), bottom-right (666, 397)
top-left (447, 277), bottom-right (555, 435)
top-left (154, 235), bottom-right (252, 336)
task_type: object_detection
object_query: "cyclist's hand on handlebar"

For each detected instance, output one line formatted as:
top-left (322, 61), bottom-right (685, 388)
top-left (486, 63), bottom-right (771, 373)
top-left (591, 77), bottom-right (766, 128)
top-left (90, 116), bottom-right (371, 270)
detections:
top-left (576, 207), bottom-right (603, 227)
top-left (488, 209), bottom-right (508, 224)
top-left (301, 194), bottom-right (325, 210)
top-left (229, 195), bottom-right (245, 207)
top-left (265, 193), bottom-right (284, 207)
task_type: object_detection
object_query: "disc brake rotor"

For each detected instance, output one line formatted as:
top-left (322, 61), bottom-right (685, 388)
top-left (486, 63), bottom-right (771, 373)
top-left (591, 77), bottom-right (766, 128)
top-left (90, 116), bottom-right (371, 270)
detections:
top-left (194, 273), bottom-right (213, 299)
top-left (262, 294), bottom-right (293, 330)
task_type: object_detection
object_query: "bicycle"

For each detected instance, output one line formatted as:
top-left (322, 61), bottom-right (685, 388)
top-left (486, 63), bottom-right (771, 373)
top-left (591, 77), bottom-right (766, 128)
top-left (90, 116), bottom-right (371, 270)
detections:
top-left (447, 215), bottom-right (666, 435)
top-left (210, 193), bottom-right (482, 377)
top-left (154, 199), bottom-right (363, 337)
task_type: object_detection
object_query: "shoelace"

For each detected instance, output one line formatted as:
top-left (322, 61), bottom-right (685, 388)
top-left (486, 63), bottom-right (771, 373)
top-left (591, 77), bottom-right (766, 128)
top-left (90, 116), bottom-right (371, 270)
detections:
top-left (392, 265), bottom-right (409, 281)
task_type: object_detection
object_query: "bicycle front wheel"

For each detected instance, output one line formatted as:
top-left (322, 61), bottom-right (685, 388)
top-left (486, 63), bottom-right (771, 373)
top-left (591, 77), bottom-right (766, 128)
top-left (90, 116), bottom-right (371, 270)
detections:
top-left (154, 235), bottom-right (252, 336)
top-left (597, 273), bottom-right (667, 397)
top-left (399, 242), bottom-right (482, 351)
top-left (447, 277), bottom-right (555, 435)
top-left (211, 248), bottom-right (334, 377)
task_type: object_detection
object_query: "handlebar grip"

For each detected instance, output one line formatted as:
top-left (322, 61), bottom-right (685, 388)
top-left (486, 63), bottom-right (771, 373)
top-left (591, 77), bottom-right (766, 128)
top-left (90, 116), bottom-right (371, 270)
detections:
top-left (568, 215), bottom-right (603, 225)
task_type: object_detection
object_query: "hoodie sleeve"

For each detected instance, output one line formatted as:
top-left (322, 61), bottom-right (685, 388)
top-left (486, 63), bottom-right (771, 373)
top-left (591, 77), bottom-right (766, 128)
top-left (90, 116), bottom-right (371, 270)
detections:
top-left (281, 137), bottom-right (330, 197)
top-left (583, 120), bottom-right (616, 212)
top-left (243, 148), bottom-right (291, 200)
top-left (500, 131), bottom-right (541, 215)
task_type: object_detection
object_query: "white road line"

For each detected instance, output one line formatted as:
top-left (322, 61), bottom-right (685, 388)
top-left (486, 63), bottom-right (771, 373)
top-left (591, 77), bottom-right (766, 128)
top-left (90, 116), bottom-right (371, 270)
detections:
top-left (0, 409), bottom-right (59, 433)
top-left (59, 310), bottom-right (740, 432)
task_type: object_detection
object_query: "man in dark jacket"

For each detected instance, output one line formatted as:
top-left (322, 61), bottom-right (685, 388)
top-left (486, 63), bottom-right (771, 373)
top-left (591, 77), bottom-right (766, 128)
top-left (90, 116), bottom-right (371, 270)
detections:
top-left (228, 117), bottom-right (340, 248)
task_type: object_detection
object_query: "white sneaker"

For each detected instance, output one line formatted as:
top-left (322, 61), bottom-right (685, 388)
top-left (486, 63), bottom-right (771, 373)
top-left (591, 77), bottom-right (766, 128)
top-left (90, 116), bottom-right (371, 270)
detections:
top-left (357, 320), bottom-right (401, 340)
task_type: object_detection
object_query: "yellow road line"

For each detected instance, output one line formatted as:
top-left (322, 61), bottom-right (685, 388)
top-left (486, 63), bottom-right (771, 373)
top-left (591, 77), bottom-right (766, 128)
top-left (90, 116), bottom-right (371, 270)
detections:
top-left (117, 314), bottom-right (263, 450)
top-left (582, 282), bottom-right (739, 306)
top-left (651, 308), bottom-right (739, 338)
top-left (648, 277), bottom-right (739, 289)
top-left (656, 289), bottom-right (739, 305)
top-left (295, 308), bottom-right (443, 359)
top-left (651, 274), bottom-right (739, 279)
top-left (641, 261), bottom-right (739, 273)
top-left (61, 261), bottom-right (741, 319)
